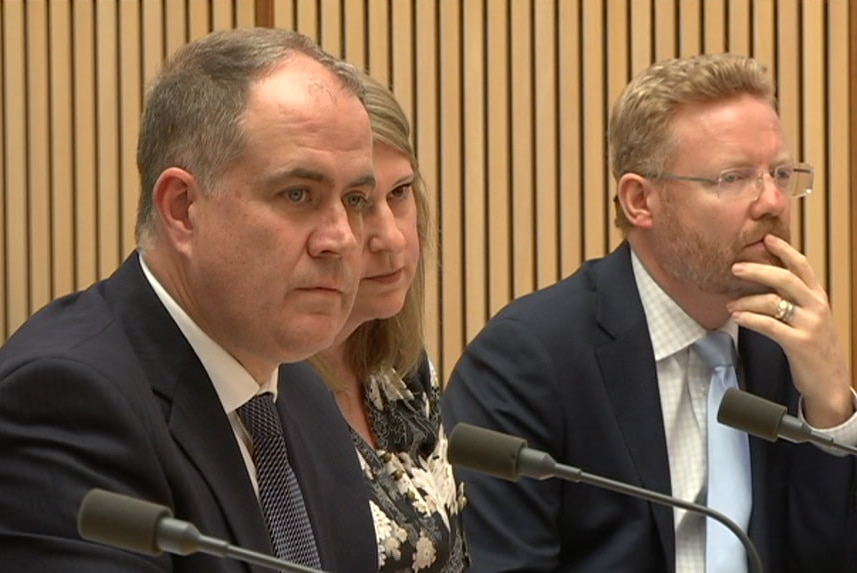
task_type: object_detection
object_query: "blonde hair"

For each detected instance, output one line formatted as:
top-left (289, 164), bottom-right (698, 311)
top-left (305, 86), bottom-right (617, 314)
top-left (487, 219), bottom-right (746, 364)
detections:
top-left (608, 53), bottom-right (776, 231)
top-left (314, 71), bottom-right (432, 390)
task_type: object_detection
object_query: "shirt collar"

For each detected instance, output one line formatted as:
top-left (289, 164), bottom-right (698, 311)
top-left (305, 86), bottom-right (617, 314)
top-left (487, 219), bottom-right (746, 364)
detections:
top-left (138, 254), bottom-right (278, 413)
top-left (630, 249), bottom-right (738, 360)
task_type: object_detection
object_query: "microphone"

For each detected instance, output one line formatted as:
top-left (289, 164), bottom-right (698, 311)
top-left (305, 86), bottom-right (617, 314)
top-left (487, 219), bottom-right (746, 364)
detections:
top-left (77, 488), bottom-right (325, 573)
top-left (448, 423), bottom-right (763, 573)
top-left (717, 387), bottom-right (857, 455)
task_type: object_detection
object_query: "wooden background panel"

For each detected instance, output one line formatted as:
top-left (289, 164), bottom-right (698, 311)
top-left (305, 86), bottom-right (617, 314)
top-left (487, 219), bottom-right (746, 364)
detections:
top-left (1, 0), bottom-right (853, 384)
top-left (4, 0), bottom-right (28, 333)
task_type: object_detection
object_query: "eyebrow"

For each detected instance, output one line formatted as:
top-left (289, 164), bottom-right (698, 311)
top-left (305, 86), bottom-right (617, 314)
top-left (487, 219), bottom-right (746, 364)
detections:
top-left (262, 167), bottom-right (375, 190)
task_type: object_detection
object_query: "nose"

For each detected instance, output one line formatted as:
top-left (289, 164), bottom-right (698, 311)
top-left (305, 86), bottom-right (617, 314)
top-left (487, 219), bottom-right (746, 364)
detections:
top-left (307, 203), bottom-right (360, 257)
top-left (750, 169), bottom-right (789, 218)
top-left (366, 203), bottom-right (406, 254)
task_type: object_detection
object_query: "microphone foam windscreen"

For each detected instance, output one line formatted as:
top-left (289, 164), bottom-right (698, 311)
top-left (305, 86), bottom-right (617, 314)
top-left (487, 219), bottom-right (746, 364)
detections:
top-left (717, 387), bottom-right (785, 442)
top-left (447, 423), bottom-right (526, 480)
top-left (77, 489), bottom-right (172, 555)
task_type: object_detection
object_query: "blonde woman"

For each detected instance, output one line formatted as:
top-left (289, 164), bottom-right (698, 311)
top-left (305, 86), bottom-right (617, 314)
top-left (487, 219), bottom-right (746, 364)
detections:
top-left (311, 72), bottom-right (467, 572)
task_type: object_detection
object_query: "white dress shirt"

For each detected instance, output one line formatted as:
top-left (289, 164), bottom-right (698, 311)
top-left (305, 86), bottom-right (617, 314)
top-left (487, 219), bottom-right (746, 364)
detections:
top-left (139, 255), bottom-right (275, 495)
top-left (630, 250), bottom-right (857, 573)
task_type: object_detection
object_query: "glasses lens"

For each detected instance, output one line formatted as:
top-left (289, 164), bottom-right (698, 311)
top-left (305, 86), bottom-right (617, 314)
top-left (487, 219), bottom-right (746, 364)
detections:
top-left (792, 165), bottom-right (813, 197)
top-left (717, 168), bottom-right (756, 195)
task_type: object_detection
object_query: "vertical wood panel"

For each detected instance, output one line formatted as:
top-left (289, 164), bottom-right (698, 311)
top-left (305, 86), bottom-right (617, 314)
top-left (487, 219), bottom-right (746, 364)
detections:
top-left (534, 0), bottom-right (558, 287)
top-left (27, 0), bottom-right (51, 311)
top-left (237, 0), bottom-right (255, 28)
top-left (510, 0), bottom-right (534, 296)
top-left (703, 0), bottom-right (726, 52)
top-left (438, 0), bottom-right (463, 379)
top-left (0, 0), bottom-right (5, 338)
top-left (851, 0), bottom-right (857, 368)
top-left (273, 0), bottom-right (295, 30)
top-left (367, 0), bottom-right (389, 82)
top-left (486, 0), bottom-right (511, 315)
top-left (414, 0), bottom-right (440, 370)
top-left (119, 0), bottom-right (141, 256)
top-left (462, 0), bottom-right (486, 342)
top-left (630, 0), bottom-right (653, 75)
top-left (296, 0), bottom-right (319, 41)
top-left (342, 0), bottom-right (364, 69)
top-left (212, 1), bottom-right (234, 31)
top-left (390, 0), bottom-right (413, 119)
top-left (604, 0), bottom-right (624, 251)
top-left (319, 0), bottom-right (342, 57)
top-left (654, 0), bottom-right (677, 61)
top-left (97, 0), bottom-right (121, 277)
top-left (49, 0), bottom-right (75, 298)
top-left (559, 0), bottom-right (583, 275)
top-left (678, 0), bottom-right (702, 57)
top-left (829, 0), bottom-right (852, 367)
top-left (751, 0), bottom-right (775, 73)
top-left (581, 0), bottom-right (606, 259)
top-left (802, 1), bottom-right (827, 289)
top-left (727, 0), bottom-right (751, 54)
top-left (165, 0), bottom-right (187, 54)
top-left (4, 0), bottom-right (28, 332)
top-left (188, 0), bottom-right (211, 41)
top-left (73, 0), bottom-right (97, 288)
top-left (777, 0), bottom-right (803, 250)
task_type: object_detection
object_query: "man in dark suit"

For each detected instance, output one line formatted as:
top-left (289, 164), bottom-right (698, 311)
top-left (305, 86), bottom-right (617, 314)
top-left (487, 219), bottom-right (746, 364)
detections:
top-left (0, 28), bottom-right (378, 572)
top-left (443, 53), bottom-right (857, 572)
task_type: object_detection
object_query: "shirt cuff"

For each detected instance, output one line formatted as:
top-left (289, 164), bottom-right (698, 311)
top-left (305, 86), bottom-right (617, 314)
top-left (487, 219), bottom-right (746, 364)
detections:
top-left (798, 388), bottom-right (857, 454)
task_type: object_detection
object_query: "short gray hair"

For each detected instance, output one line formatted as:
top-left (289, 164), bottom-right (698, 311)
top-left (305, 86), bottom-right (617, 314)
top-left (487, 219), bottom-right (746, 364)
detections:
top-left (135, 27), bottom-right (364, 247)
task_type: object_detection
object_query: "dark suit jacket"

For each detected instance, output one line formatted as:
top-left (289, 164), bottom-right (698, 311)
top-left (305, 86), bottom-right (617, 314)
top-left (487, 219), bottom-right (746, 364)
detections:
top-left (442, 242), bottom-right (857, 573)
top-left (0, 253), bottom-right (377, 573)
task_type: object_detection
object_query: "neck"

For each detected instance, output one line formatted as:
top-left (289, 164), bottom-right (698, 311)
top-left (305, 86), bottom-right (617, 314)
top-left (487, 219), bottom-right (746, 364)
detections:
top-left (630, 241), bottom-right (732, 331)
top-left (319, 343), bottom-right (376, 446)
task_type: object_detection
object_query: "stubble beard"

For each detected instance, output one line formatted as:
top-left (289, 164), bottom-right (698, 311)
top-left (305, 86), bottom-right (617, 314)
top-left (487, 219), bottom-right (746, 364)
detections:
top-left (653, 203), bottom-right (790, 298)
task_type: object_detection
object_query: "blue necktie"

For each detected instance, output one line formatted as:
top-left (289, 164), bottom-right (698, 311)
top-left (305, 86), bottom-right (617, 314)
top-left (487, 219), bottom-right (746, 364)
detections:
top-left (238, 393), bottom-right (322, 570)
top-left (694, 331), bottom-right (752, 573)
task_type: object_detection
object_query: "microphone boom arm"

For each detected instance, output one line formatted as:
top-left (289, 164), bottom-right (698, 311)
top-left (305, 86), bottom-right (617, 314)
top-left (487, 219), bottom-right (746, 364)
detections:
top-left (517, 448), bottom-right (763, 573)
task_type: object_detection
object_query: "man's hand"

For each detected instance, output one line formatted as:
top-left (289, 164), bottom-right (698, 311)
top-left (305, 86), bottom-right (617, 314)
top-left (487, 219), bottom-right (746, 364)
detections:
top-left (727, 234), bottom-right (853, 428)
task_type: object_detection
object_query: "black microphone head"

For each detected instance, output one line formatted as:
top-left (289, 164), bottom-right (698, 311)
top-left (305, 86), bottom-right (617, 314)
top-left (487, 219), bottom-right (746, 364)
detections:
top-left (717, 387), bottom-right (786, 442)
top-left (78, 489), bottom-right (172, 555)
top-left (447, 423), bottom-right (526, 481)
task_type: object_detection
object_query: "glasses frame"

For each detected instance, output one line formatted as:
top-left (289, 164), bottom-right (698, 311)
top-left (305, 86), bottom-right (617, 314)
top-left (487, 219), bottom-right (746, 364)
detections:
top-left (648, 163), bottom-right (814, 200)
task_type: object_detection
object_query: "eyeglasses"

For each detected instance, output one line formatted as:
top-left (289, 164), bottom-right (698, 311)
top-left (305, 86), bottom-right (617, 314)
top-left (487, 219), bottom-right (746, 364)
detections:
top-left (650, 163), bottom-right (814, 200)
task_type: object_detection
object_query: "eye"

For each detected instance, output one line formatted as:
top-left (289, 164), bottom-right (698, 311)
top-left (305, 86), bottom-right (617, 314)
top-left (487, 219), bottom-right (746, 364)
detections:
top-left (344, 191), bottom-right (370, 212)
top-left (283, 188), bottom-right (308, 203)
top-left (388, 183), bottom-right (412, 201)
top-left (773, 165), bottom-right (794, 185)
top-left (718, 169), bottom-right (753, 189)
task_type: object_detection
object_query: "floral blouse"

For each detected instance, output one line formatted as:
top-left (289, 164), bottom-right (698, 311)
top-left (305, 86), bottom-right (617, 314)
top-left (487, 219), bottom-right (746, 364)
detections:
top-left (354, 356), bottom-right (468, 572)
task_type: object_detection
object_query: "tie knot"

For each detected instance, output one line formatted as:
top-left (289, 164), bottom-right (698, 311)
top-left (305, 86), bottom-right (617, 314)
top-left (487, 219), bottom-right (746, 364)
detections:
top-left (693, 331), bottom-right (735, 369)
top-left (238, 392), bottom-right (282, 439)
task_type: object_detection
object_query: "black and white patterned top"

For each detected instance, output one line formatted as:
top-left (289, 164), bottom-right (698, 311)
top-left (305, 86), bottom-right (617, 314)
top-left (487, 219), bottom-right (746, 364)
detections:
top-left (353, 356), bottom-right (468, 572)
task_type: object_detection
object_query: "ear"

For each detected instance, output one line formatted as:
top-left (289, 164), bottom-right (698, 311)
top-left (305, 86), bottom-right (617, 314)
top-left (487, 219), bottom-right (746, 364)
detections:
top-left (616, 173), bottom-right (656, 230)
top-left (152, 167), bottom-right (202, 255)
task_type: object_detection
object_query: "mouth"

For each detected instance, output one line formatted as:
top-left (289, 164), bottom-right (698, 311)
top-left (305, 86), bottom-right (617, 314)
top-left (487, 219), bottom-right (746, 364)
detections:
top-left (296, 285), bottom-right (343, 294)
top-left (363, 268), bottom-right (404, 284)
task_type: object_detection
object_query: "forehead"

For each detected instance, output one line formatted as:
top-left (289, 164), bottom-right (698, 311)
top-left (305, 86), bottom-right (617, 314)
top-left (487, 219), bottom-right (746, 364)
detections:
top-left (668, 94), bottom-right (789, 166)
top-left (236, 60), bottom-right (373, 183)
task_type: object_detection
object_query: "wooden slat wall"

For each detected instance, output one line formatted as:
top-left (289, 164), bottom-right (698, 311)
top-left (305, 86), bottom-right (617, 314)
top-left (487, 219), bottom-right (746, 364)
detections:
top-left (1, 0), bottom-right (853, 385)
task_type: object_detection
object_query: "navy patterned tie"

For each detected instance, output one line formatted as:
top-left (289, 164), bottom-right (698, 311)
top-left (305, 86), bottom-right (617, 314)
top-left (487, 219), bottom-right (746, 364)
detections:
top-left (238, 392), bottom-right (322, 569)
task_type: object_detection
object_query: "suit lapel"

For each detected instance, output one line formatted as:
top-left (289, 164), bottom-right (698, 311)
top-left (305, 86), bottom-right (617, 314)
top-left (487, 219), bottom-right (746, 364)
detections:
top-left (103, 254), bottom-right (272, 568)
top-left (738, 328), bottom-right (792, 572)
top-left (591, 244), bottom-right (676, 571)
